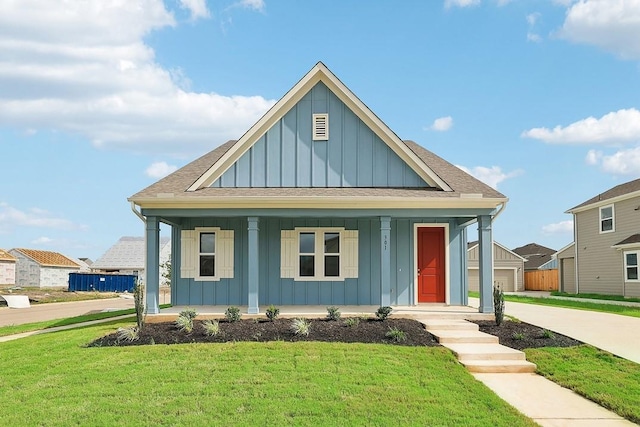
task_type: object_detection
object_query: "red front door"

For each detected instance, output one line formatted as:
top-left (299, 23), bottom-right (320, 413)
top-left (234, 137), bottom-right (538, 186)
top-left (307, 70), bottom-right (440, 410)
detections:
top-left (417, 227), bottom-right (445, 303)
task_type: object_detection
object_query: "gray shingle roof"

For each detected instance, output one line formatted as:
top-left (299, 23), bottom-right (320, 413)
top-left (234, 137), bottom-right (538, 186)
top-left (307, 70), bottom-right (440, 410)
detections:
top-left (512, 243), bottom-right (556, 270)
top-left (613, 234), bottom-right (640, 247)
top-left (569, 177), bottom-right (640, 212)
top-left (129, 140), bottom-right (505, 203)
top-left (92, 236), bottom-right (171, 270)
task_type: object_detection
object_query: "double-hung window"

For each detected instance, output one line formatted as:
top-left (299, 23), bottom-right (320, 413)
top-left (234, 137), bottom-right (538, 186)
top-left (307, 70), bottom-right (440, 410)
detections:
top-left (180, 227), bottom-right (234, 281)
top-left (281, 228), bottom-right (358, 281)
top-left (625, 251), bottom-right (639, 282)
top-left (600, 205), bottom-right (614, 233)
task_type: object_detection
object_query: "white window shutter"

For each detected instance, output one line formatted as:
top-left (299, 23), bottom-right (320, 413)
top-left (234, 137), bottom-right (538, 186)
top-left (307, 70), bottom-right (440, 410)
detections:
top-left (218, 230), bottom-right (234, 278)
top-left (281, 230), bottom-right (296, 278)
top-left (180, 230), bottom-right (196, 279)
top-left (342, 230), bottom-right (359, 278)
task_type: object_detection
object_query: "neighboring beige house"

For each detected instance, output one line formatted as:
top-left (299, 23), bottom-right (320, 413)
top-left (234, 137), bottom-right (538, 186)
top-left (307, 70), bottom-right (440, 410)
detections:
top-left (565, 178), bottom-right (640, 298)
top-left (9, 248), bottom-right (80, 288)
top-left (0, 249), bottom-right (17, 285)
top-left (468, 241), bottom-right (525, 292)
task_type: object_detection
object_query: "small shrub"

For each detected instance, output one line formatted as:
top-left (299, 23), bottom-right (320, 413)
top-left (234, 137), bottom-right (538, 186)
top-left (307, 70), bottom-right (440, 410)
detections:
top-left (265, 305), bottom-right (280, 321)
top-left (358, 313), bottom-right (370, 321)
top-left (179, 308), bottom-right (198, 320)
top-left (291, 318), bottom-right (311, 336)
top-left (493, 284), bottom-right (505, 326)
top-left (326, 306), bottom-right (341, 321)
top-left (512, 332), bottom-right (525, 340)
top-left (541, 329), bottom-right (555, 339)
top-left (344, 317), bottom-right (360, 327)
top-left (175, 314), bottom-right (194, 333)
top-left (133, 281), bottom-right (145, 330)
top-left (117, 326), bottom-right (139, 342)
top-left (202, 319), bottom-right (220, 336)
top-left (385, 327), bottom-right (407, 343)
top-left (375, 306), bottom-right (393, 320)
top-left (225, 306), bottom-right (241, 322)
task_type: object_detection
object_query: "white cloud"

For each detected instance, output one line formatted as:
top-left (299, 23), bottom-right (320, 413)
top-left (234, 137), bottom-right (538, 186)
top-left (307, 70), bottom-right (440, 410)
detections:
top-left (527, 12), bottom-right (540, 26)
top-left (0, 204), bottom-right (87, 232)
top-left (445, 0), bottom-right (481, 8)
top-left (586, 146), bottom-right (640, 175)
top-left (238, 0), bottom-right (266, 12)
top-left (32, 236), bottom-right (53, 245)
top-left (559, 0), bottom-right (640, 60)
top-left (542, 220), bottom-right (574, 234)
top-left (527, 12), bottom-right (542, 42)
top-left (456, 165), bottom-right (523, 189)
top-left (429, 116), bottom-right (454, 132)
top-left (0, 1), bottom-right (275, 157)
top-left (522, 109), bottom-right (640, 144)
top-left (146, 161), bottom-right (178, 178)
top-left (179, 0), bottom-right (211, 20)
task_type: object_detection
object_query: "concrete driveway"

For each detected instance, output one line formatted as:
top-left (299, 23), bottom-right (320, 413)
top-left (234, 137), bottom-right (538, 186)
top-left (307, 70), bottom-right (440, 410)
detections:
top-left (0, 297), bottom-right (135, 327)
top-left (469, 297), bottom-right (640, 363)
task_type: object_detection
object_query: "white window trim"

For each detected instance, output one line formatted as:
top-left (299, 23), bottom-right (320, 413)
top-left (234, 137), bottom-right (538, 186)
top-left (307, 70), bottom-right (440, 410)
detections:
top-left (195, 227), bottom-right (219, 281)
top-left (599, 204), bottom-right (615, 234)
top-left (280, 227), bottom-right (358, 281)
top-left (624, 250), bottom-right (640, 282)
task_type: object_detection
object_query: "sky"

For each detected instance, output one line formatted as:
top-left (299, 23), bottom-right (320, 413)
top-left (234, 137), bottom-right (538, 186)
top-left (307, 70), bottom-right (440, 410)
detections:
top-left (2, 0), bottom-right (640, 261)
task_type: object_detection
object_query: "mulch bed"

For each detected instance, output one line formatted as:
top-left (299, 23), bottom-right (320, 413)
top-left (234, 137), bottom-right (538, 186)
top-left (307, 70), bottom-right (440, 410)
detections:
top-left (470, 320), bottom-right (583, 351)
top-left (89, 317), bottom-right (440, 347)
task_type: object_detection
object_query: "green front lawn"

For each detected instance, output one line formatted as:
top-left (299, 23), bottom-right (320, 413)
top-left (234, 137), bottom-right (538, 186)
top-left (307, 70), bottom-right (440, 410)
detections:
top-left (526, 345), bottom-right (640, 424)
top-left (0, 320), bottom-right (536, 426)
top-left (551, 291), bottom-right (640, 304)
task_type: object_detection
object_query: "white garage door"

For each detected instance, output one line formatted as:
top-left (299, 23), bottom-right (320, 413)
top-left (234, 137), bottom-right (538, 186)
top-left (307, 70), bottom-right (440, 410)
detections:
top-left (468, 269), bottom-right (515, 292)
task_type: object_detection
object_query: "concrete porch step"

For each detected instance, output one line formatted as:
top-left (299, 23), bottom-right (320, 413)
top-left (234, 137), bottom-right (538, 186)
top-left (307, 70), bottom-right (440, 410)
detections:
top-left (420, 319), bottom-right (479, 331)
top-left (428, 329), bottom-right (499, 344)
top-left (461, 359), bottom-right (537, 374)
top-left (445, 343), bottom-right (526, 361)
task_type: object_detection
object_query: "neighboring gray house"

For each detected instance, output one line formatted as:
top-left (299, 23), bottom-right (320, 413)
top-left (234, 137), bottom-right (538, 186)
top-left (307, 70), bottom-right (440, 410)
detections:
top-left (468, 241), bottom-right (525, 292)
top-left (513, 243), bottom-right (556, 271)
top-left (556, 242), bottom-right (576, 293)
top-left (0, 249), bottom-right (17, 286)
top-left (9, 248), bottom-right (80, 288)
top-left (91, 236), bottom-right (171, 281)
top-left (565, 178), bottom-right (640, 298)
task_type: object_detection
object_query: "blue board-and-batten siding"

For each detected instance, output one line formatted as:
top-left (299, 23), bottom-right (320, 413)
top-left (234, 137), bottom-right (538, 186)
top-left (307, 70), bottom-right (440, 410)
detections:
top-left (171, 217), bottom-right (467, 307)
top-left (211, 82), bottom-right (428, 189)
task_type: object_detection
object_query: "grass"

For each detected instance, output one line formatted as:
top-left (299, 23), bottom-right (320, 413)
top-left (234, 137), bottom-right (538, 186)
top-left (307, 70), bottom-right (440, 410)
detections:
top-left (526, 345), bottom-right (640, 424)
top-left (468, 291), bottom-right (640, 318)
top-left (551, 291), bottom-right (640, 304)
top-left (0, 304), bottom-right (171, 337)
top-left (0, 320), bottom-right (536, 426)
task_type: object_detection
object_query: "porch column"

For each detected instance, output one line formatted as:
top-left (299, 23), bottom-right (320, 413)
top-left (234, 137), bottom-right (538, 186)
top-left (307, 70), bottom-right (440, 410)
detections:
top-left (145, 216), bottom-right (160, 315)
top-left (247, 217), bottom-right (259, 314)
top-left (478, 215), bottom-right (494, 313)
top-left (380, 216), bottom-right (391, 307)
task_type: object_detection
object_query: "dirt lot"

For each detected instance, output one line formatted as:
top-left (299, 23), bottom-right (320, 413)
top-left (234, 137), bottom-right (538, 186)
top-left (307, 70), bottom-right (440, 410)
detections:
top-left (0, 287), bottom-right (123, 306)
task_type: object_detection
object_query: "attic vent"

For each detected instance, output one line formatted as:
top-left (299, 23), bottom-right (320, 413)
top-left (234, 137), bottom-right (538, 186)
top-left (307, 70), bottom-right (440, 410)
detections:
top-left (312, 113), bottom-right (329, 140)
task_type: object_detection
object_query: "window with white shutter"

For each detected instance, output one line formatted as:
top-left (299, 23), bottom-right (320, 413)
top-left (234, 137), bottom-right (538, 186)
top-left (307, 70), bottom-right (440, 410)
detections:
top-left (180, 227), bottom-right (234, 281)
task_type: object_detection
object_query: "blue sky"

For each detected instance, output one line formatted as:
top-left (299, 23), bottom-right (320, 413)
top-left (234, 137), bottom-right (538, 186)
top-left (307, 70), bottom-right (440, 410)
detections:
top-left (2, 0), bottom-right (640, 261)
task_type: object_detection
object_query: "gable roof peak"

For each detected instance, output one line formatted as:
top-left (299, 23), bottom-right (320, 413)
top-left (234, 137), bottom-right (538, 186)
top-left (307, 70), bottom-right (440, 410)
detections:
top-left (186, 62), bottom-right (453, 192)
top-left (568, 176), bottom-right (640, 212)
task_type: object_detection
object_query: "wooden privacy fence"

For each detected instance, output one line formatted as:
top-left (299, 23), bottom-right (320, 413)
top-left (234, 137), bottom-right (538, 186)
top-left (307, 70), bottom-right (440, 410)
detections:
top-left (524, 269), bottom-right (558, 291)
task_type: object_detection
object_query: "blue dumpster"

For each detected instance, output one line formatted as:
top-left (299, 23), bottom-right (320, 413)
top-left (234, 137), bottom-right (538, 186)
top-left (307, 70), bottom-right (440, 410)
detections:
top-left (68, 273), bottom-right (137, 293)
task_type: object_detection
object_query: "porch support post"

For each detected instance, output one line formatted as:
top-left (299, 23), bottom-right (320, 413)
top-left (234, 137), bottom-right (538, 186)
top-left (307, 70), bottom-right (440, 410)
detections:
top-left (380, 216), bottom-right (391, 307)
top-left (247, 217), bottom-right (259, 314)
top-left (478, 215), bottom-right (494, 313)
top-left (145, 215), bottom-right (160, 315)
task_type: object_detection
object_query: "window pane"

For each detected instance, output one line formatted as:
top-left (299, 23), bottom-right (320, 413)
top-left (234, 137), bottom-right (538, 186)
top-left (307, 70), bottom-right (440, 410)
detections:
top-left (325, 255), bottom-right (339, 277)
top-left (200, 233), bottom-right (215, 253)
top-left (627, 253), bottom-right (638, 266)
top-left (601, 219), bottom-right (613, 232)
top-left (324, 233), bottom-right (340, 253)
top-left (300, 255), bottom-right (315, 276)
top-left (200, 255), bottom-right (215, 276)
top-left (627, 267), bottom-right (638, 280)
top-left (601, 207), bottom-right (612, 219)
top-left (299, 233), bottom-right (315, 253)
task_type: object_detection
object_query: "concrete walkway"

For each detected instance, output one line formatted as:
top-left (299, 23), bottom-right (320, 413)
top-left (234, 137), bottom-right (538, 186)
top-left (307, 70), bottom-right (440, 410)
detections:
top-left (0, 297), bottom-right (135, 327)
top-left (470, 297), bottom-right (640, 363)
